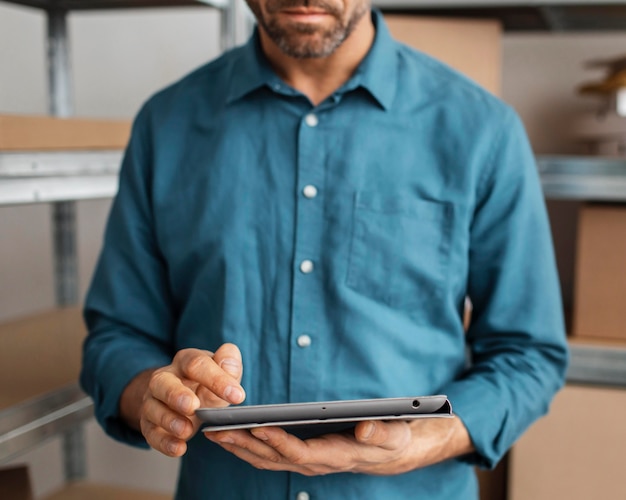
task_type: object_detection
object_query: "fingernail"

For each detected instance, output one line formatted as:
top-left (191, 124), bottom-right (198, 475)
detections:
top-left (167, 440), bottom-right (180, 455)
top-left (224, 385), bottom-right (244, 404)
top-left (220, 358), bottom-right (241, 377)
top-left (362, 422), bottom-right (375, 440)
top-left (252, 429), bottom-right (268, 441)
top-left (178, 395), bottom-right (193, 412)
top-left (171, 419), bottom-right (185, 436)
top-left (219, 436), bottom-right (234, 444)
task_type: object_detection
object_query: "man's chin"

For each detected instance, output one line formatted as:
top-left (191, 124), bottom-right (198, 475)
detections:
top-left (277, 39), bottom-right (339, 59)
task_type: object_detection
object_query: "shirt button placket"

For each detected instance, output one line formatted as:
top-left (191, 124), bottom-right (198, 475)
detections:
top-left (289, 109), bottom-right (324, 413)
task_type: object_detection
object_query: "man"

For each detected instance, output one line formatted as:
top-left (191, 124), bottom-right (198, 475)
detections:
top-left (80, 0), bottom-right (569, 498)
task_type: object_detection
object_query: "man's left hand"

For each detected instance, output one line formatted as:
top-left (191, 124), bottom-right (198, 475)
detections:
top-left (205, 416), bottom-right (473, 476)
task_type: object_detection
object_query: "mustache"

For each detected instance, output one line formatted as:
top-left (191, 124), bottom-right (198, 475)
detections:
top-left (266, 0), bottom-right (341, 16)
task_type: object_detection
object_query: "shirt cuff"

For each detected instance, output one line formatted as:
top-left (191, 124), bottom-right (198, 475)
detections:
top-left (443, 378), bottom-right (508, 470)
top-left (81, 344), bottom-right (171, 448)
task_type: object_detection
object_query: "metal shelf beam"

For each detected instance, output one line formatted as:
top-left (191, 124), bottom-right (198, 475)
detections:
top-left (3, 153), bottom-right (625, 206)
top-left (538, 156), bottom-right (626, 201)
top-left (0, 151), bottom-right (122, 205)
top-left (568, 343), bottom-right (626, 388)
top-left (0, 384), bottom-right (93, 464)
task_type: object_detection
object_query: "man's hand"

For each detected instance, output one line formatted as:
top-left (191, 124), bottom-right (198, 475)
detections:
top-left (205, 415), bottom-right (473, 476)
top-left (119, 344), bottom-right (246, 457)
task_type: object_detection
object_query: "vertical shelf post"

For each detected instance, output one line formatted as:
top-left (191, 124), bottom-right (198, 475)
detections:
top-left (47, 9), bottom-right (73, 118)
top-left (46, 6), bottom-right (86, 482)
top-left (220, 0), bottom-right (235, 52)
top-left (219, 0), bottom-right (254, 51)
top-left (52, 201), bottom-right (78, 307)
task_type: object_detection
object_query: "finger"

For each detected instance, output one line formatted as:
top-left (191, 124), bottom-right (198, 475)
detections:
top-left (141, 418), bottom-right (188, 457)
top-left (142, 396), bottom-right (195, 440)
top-left (148, 369), bottom-right (201, 416)
top-left (196, 384), bottom-right (232, 408)
top-left (206, 429), bottom-right (283, 463)
top-left (249, 427), bottom-right (313, 464)
top-left (212, 343), bottom-right (244, 382)
top-left (213, 440), bottom-right (304, 474)
top-left (248, 428), bottom-right (357, 475)
top-left (195, 344), bottom-right (243, 407)
top-left (206, 430), bottom-right (309, 474)
top-left (175, 349), bottom-right (246, 405)
top-left (355, 420), bottom-right (410, 450)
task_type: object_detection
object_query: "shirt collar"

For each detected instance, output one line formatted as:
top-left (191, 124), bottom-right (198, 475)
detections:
top-left (348, 9), bottom-right (398, 110)
top-left (226, 30), bottom-right (278, 104)
top-left (226, 9), bottom-right (398, 110)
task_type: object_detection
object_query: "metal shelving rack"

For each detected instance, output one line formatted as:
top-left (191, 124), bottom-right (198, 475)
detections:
top-left (0, 0), bottom-right (239, 489)
top-left (538, 155), bottom-right (626, 388)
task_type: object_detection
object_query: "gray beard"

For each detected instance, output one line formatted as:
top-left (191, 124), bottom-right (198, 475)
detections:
top-left (264, 18), bottom-right (355, 58)
top-left (251, 1), bottom-right (369, 59)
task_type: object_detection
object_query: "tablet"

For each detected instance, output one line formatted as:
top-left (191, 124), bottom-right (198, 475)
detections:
top-left (198, 395), bottom-right (452, 438)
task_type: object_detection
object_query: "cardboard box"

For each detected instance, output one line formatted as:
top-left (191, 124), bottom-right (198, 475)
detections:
top-left (572, 203), bottom-right (626, 341)
top-left (0, 465), bottom-right (34, 500)
top-left (0, 114), bottom-right (131, 151)
top-left (0, 464), bottom-right (172, 500)
top-left (0, 308), bottom-right (85, 409)
top-left (45, 482), bottom-right (172, 500)
top-left (385, 15), bottom-right (502, 96)
top-left (509, 384), bottom-right (626, 499)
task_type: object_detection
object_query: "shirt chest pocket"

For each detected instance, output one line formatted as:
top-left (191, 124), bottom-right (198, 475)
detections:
top-left (346, 192), bottom-right (453, 321)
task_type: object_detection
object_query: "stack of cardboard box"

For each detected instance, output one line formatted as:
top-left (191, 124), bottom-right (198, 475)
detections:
top-left (572, 203), bottom-right (626, 343)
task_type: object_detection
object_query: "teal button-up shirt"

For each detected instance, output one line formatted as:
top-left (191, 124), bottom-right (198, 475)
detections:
top-left (81, 10), bottom-right (568, 499)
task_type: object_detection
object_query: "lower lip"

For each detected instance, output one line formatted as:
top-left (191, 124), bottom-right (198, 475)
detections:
top-left (281, 11), bottom-right (330, 22)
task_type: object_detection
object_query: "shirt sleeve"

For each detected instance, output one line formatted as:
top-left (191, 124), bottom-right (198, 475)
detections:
top-left (80, 102), bottom-right (174, 447)
top-left (442, 108), bottom-right (569, 469)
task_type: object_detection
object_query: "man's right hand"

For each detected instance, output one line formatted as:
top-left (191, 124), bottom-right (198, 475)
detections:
top-left (119, 344), bottom-right (245, 457)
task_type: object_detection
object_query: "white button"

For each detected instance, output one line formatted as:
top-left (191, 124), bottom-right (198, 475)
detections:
top-left (304, 113), bottom-right (318, 127)
top-left (300, 260), bottom-right (314, 274)
top-left (297, 334), bottom-right (312, 348)
top-left (296, 492), bottom-right (310, 500)
top-left (303, 185), bottom-right (318, 199)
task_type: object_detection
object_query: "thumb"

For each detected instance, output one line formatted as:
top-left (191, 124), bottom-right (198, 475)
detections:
top-left (355, 420), bottom-right (409, 450)
top-left (212, 343), bottom-right (243, 383)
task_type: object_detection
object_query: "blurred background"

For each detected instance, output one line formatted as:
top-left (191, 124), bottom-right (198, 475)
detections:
top-left (1, 1), bottom-right (626, 498)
